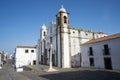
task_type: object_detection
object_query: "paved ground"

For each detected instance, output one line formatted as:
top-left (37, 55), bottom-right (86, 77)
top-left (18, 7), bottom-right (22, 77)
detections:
top-left (0, 64), bottom-right (120, 80)
top-left (0, 64), bottom-right (31, 80)
top-left (20, 65), bottom-right (120, 80)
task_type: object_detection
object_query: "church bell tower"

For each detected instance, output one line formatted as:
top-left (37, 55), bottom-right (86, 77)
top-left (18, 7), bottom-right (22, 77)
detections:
top-left (56, 5), bottom-right (70, 28)
top-left (56, 5), bottom-right (71, 68)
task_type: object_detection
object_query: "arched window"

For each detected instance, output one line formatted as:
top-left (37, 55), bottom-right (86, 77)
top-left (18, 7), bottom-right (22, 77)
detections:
top-left (43, 31), bottom-right (46, 36)
top-left (57, 17), bottom-right (60, 25)
top-left (64, 16), bottom-right (67, 23)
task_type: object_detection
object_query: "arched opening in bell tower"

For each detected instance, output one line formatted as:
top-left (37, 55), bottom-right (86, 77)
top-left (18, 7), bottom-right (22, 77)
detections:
top-left (64, 16), bottom-right (67, 23)
top-left (43, 31), bottom-right (46, 36)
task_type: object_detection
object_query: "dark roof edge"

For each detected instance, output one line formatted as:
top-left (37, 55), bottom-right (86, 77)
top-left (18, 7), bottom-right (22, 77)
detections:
top-left (16, 46), bottom-right (36, 48)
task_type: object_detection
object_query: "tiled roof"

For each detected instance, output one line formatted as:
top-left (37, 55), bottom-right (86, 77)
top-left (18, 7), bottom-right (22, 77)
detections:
top-left (16, 46), bottom-right (36, 48)
top-left (82, 33), bottom-right (120, 45)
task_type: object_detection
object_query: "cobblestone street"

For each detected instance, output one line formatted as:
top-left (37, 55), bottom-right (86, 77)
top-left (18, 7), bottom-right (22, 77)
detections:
top-left (0, 64), bottom-right (30, 80)
top-left (20, 65), bottom-right (120, 80)
top-left (0, 64), bottom-right (120, 80)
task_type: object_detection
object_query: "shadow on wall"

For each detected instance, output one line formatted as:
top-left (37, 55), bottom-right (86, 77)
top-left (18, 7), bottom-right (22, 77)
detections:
top-left (71, 53), bottom-right (81, 68)
top-left (39, 70), bottom-right (120, 80)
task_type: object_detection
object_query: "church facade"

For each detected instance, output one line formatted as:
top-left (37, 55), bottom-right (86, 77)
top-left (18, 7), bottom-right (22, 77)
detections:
top-left (36, 6), bottom-right (107, 68)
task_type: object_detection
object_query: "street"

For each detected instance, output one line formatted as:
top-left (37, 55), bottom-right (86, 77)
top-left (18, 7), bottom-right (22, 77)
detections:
top-left (0, 64), bottom-right (120, 80)
top-left (21, 67), bottom-right (120, 80)
top-left (0, 64), bottom-right (30, 80)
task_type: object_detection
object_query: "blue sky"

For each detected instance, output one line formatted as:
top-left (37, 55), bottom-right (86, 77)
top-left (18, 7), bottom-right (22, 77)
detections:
top-left (0, 0), bottom-right (120, 53)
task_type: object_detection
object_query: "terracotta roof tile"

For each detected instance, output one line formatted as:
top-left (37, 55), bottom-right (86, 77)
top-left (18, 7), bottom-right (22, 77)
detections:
top-left (16, 46), bottom-right (36, 48)
top-left (82, 33), bottom-right (120, 45)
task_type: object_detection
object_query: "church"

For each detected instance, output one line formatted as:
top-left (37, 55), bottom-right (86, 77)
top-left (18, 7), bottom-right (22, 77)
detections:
top-left (36, 6), bottom-right (107, 68)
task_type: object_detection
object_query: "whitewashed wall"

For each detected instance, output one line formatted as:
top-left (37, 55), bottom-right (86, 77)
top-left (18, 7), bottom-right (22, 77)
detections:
top-left (36, 40), bottom-right (40, 65)
top-left (63, 27), bottom-right (70, 68)
top-left (0, 54), bottom-right (1, 65)
top-left (70, 29), bottom-right (107, 67)
top-left (57, 29), bottom-right (61, 67)
top-left (15, 47), bottom-right (36, 68)
top-left (109, 38), bottom-right (120, 70)
top-left (81, 38), bottom-right (120, 70)
top-left (70, 29), bottom-right (80, 67)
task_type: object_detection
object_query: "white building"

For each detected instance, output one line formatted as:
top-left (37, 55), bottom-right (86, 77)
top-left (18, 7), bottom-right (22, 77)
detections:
top-left (0, 53), bottom-right (1, 65)
top-left (15, 46), bottom-right (36, 68)
top-left (37, 6), bottom-right (107, 68)
top-left (0, 53), bottom-right (1, 63)
top-left (0, 53), bottom-right (2, 69)
top-left (81, 33), bottom-right (120, 70)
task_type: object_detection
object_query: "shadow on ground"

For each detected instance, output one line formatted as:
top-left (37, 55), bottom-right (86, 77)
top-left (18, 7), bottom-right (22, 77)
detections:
top-left (23, 66), bottom-right (32, 71)
top-left (39, 70), bottom-right (120, 80)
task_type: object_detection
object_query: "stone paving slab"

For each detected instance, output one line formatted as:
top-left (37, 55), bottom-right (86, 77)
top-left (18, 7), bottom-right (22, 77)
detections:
top-left (0, 64), bottom-right (31, 80)
top-left (20, 65), bottom-right (120, 80)
top-left (1, 64), bottom-right (119, 80)
top-left (25, 64), bottom-right (120, 73)
top-left (25, 65), bottom-right (61, 72)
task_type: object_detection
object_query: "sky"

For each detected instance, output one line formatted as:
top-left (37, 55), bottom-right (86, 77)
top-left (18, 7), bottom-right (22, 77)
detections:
top-left (0, 0), bottom-right (120, 53)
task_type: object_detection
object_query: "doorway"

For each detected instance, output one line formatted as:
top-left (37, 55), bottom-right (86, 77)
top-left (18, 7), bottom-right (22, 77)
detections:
top-left (33, 60), bottom-right (36, 65)
top-left (104, 58), bottom-right (112, 69)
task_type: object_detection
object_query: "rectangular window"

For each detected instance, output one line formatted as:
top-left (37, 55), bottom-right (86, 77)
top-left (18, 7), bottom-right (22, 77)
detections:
top-left (89, 58), bottom-right (94, 66)
top-left (89, 47), bottom-right (93, 56)
top-left (50, 37), bottom-right (52, 43)
top-left (50, 27), bottom-right (52, 33)
top-left (25, 49), bottom-right (28, 53)
top-left (31, 50), bottom-right (34, 53)
top-left (104, 44), bottom-right (110, 55)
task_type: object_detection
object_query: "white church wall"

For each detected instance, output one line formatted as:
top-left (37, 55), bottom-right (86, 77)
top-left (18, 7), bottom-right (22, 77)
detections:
top-left (36, 39), bottom-right (42, 65)
top-left (36, 42), bottom-right (39, 65)
top-left (70, 29), bottom-right (81, 67)
top-left (37, 6), bottom-right (109, 68)
top-left (80, 31), bottom-right (92, 44)
top-left (63, 28), bottom-right (70, 68)
top-left (57, 31), bottom-right (61, 67)
top-left (0, 54), bottom-right (1, 66)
